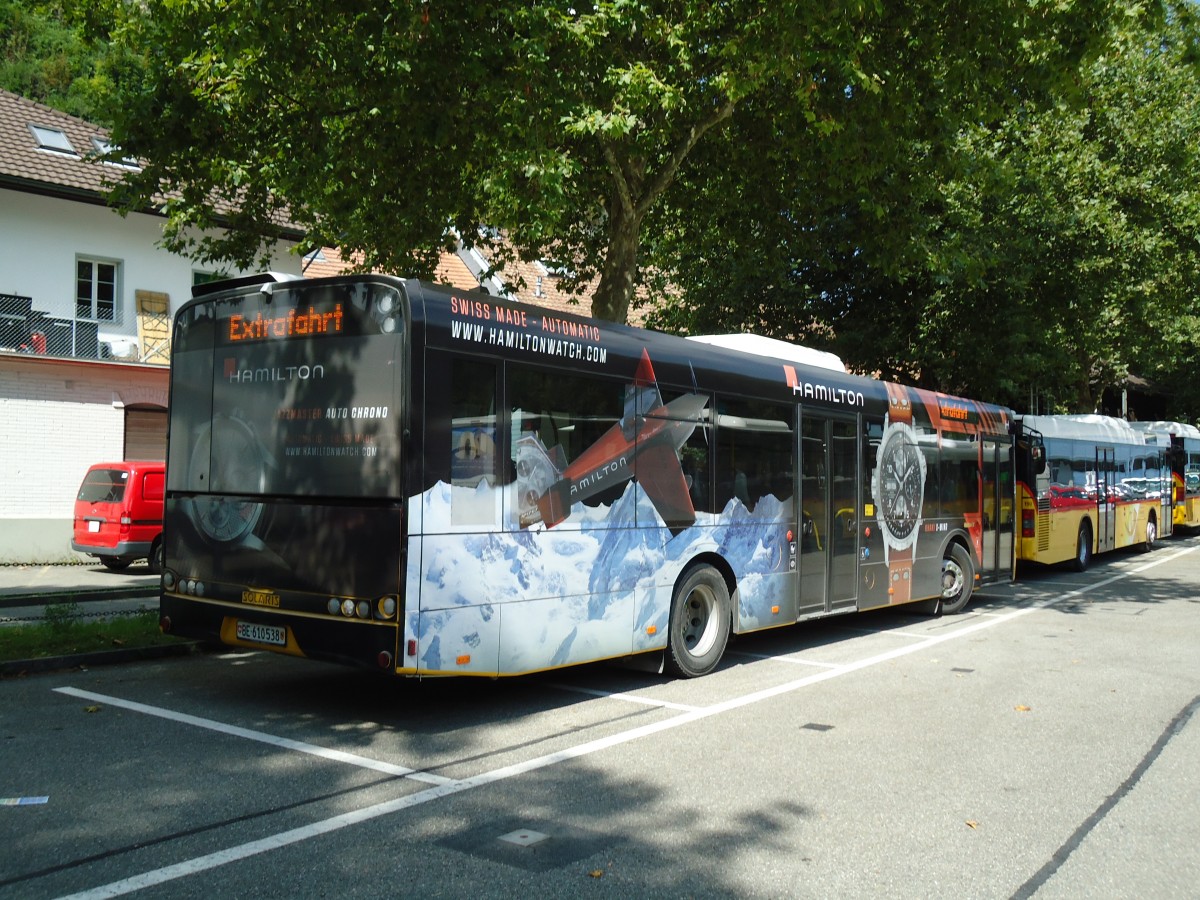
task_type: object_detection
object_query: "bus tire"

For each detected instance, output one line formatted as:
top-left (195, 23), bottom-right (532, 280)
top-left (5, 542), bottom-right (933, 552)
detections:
top-left (664, 565), bottom-right (731, 678)
top-left (1141, 516), bottom-right (1157, 553)
top-left (1073, 522), bottom-right (1092, 572)
top-left (939, 543), bottom-right (974, 615)
top-left (148, 538), bottom-right (164, 575)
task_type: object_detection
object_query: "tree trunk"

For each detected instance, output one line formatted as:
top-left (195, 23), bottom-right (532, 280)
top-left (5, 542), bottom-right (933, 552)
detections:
top-left (590, 195), bottom-right (642, 324)
top-left (589, 99), bottom-right (735, 324)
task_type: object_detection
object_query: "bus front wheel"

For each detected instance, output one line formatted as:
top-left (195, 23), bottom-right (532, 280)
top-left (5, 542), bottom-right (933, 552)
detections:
top-left (1073, 522), bottom-right (1092, 572)
top-left (939, 544), bottom-right (974, 615)
top-left (664, 565), bottom-right (731, 678)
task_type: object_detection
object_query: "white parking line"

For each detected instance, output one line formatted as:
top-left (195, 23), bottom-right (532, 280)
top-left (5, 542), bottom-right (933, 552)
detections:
top-left (55, 544), bottom-right (1198, 899)
top-left (55, 610), bottom-right (1036, 900)
top-left (726, 651), bottom-right (842, 668)
top-left (821, 625), bottom-right (940, 640)
top-left (52, 687), bottom-right (453, 787)
top-left (548, 683), bottom-right (704, 711)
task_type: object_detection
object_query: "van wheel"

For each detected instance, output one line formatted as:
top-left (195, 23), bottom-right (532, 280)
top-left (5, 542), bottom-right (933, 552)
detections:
top-left (939, 544), bottom-right (975, 615)
top-left (148, 540), bottom-right (164, 575)
top-left (102, 557), bottom-right (132, 571)
top-left (664, 565), bottom-right (731, 678)
top-left (1073, 522), bottom-right (1092, 572)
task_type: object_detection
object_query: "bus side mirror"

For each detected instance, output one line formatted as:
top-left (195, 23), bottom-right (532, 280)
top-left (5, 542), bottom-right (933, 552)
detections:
top-left (1032, 443), bottom-right (1047, 475)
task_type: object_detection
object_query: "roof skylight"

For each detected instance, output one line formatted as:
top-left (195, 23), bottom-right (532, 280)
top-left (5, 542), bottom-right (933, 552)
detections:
top-left (29, 124), bottom-right (77, 155)
top-left (91, 136), bottom-right (139, 169)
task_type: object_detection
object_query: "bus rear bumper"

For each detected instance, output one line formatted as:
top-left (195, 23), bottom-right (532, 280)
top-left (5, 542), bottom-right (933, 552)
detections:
top-left (159, 593), bottom-right (401, 673)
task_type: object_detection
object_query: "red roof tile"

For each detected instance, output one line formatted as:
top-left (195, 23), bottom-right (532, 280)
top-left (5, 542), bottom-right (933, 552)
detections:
top-left (302, 245), bottom-right (480, 291)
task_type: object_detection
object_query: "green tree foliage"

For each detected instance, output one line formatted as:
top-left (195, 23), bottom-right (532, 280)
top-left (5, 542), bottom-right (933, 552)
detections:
top-left (92, 0), bottom-right (1121, 328)
top-left (655, 2), bottom-right (1200, 418)
top-left (25, 1), bottom-right (1192, 417)
top-left (0, 0), bottom-right (113, 121)
top-left (921, 4), bottom-right (1200, 414)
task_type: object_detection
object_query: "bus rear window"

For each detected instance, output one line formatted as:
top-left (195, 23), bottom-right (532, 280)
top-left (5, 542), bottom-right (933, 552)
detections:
top-left (170, 282), bottom-right (407, 499)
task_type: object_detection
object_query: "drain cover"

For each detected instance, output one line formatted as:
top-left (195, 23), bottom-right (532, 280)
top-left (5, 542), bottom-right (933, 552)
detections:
top-left (498, 829), bottom-right (549, 848)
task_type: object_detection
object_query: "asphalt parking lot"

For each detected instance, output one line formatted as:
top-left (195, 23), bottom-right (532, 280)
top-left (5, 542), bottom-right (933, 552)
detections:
top-left (2, 541), bottom-right (1199, 899)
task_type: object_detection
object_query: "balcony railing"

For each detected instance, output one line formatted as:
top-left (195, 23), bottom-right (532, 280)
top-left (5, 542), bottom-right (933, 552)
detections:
top-left (0, 293), bottom-right (169, 365)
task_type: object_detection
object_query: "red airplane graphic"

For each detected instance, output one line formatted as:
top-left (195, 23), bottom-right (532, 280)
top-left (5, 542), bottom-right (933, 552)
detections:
top-left (518, 349), bottom-right (708, 535)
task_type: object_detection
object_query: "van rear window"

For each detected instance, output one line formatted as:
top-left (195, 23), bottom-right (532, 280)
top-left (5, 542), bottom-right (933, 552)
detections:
top-left (78, 469), bottom-right (129, 503)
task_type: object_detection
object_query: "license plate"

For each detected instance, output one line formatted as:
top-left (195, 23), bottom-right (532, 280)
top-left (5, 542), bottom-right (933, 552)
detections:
top-left (87, 520), bottom-right (100, 533)
top-left (235, 621), bottom-right (287, 647)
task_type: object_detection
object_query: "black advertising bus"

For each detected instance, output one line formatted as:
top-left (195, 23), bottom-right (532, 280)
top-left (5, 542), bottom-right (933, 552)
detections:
top-left (159, 273), bottom-right (1016, 678)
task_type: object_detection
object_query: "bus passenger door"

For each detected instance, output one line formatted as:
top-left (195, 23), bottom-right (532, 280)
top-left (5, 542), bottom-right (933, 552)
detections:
top-left (798, 413), bottom-right (860, 617)
top-left (980, 437), bottom-right (1014, 580)
top-left (1096, 447), bottom-right (1116, 554)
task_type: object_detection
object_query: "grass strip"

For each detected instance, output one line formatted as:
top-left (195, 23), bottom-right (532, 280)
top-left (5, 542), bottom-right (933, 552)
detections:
top-left (0, 603), bottom-right (176, 660)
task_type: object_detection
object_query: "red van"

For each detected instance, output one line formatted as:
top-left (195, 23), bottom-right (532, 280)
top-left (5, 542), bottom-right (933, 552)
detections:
top-left (72, 461), bottom-right (165, 573)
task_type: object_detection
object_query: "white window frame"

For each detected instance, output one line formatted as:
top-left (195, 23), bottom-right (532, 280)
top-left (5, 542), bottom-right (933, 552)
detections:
top-left (76, 256), bottom-right (122, 324)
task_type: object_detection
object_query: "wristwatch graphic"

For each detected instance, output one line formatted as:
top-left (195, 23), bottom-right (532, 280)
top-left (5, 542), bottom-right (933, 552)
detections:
top-left (872, 383), bottom-right (925, 603)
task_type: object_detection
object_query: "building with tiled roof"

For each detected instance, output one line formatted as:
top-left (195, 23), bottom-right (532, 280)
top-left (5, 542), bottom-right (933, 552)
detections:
top-left (492, 253), bottom-right (595, 318)
top-left (0, 89), bottom-right (303, 563)
top-left (0, 89), bottom-right (304, 362)
top-left (301, 244), bottom-right (481, 291)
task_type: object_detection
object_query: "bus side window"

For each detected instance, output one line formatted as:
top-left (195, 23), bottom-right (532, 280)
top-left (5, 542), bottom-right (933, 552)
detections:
top-left (679, 410), bottom-right (713, 515)
top-left (714, 396), bottom-right (794, 513)
top-left (507, 364), bottom-right (626, 526)
top-left (450, 359), bottom-right (499, 525)
top-left (451, 359), bottom-right (498, 486)
top-left (938, 432), bottom-right (973, 519)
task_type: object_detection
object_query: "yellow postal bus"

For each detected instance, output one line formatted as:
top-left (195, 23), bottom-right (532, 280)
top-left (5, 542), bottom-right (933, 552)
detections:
top-left (1014, 415), bottom-right (1170, 570)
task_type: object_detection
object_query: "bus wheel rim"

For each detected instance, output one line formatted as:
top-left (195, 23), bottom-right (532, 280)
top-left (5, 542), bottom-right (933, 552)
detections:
top-left (941, 558), bottom-right (965, 599)
top-left (682, 585), bottom-right (717, 656)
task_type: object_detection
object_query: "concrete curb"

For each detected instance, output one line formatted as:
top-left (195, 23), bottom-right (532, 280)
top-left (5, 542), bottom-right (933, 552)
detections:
top-left (0, 640), bottom-right (204, 678)
top-left (0, 587), bottom-right (159, 610)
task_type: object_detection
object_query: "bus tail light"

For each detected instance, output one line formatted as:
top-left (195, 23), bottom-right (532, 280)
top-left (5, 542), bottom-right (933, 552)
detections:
top-left (1022, 514), bottom-right (1035, 538)
top-left (377, 651), bottom-right (393, 669)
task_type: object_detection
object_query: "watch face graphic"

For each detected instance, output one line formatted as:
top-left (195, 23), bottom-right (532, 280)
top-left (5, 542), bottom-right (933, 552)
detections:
top-left (874, 420), bottom-right (926, 550)
top-left (185, 415), bottom-right (267, 545)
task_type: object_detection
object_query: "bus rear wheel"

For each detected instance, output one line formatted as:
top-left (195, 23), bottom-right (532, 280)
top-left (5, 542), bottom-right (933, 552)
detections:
top-left (148, 539), bottom-right (164, 575)
top-left (664, 565), bottom-right (731, 678)
top-left (1142, 517), bottom-right (1157, 553)
top-left (1073, 522), bottom-right (1092, 572)
top-left (939, 544), bottom-right (974, 615)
